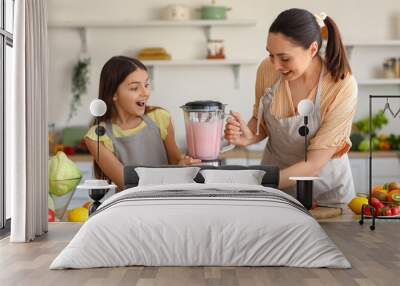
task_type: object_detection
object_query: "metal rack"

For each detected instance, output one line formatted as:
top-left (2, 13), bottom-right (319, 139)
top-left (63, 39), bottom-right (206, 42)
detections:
top-left (359, 95), bottom-right (400, 230)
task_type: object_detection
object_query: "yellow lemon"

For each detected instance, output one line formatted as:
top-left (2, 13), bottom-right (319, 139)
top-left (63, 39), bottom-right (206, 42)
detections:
top-left (68, 207), bottom-right (89, 222)
top-left (347, 197), bottom-right (369, 214)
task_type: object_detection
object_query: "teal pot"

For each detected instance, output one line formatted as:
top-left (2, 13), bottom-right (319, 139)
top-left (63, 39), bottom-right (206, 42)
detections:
top-left (201, 5), bottom-right (231, 20)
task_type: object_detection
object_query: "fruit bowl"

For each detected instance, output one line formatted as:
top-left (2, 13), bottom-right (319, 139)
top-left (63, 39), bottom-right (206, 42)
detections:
top-left (363, 196), bottom-right (400, 217)
top-left (352, 182), bottom-right (400, 218)
top-left (364, 215), bottom-right (400, 219)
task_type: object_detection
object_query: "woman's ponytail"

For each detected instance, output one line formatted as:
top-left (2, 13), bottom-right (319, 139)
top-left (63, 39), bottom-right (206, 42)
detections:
top-left (324, 16), bottom-right (352, 82)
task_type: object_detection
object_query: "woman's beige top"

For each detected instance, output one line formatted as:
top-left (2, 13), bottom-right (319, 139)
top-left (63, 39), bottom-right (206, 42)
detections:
top-left (252, 58), bottom-right (357, 158)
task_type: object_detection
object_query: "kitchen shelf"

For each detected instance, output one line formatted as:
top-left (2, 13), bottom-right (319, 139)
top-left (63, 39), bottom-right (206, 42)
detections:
top-left (345, 40), bottom-right (400, 47)
top-left (142, 59), bottom-right (257, 65)
top-left (48, 19), bottom-right (257, 41)
top-left (48, 19), bottom-right (258, 89)
top-left (48, 19), bottom-right (257, 28)
top-left (142, 59), bottom-right (258, 89)
top-left (345, 40), bottom-right (400, 60)
top-left (357, 78), bottom-right (400, 86)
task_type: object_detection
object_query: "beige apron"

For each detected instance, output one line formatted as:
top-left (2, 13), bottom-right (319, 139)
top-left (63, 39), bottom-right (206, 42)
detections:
top-left (105, 115), bottom-right (168, 166)
top-left (256, 68), bottom-right (355, 204)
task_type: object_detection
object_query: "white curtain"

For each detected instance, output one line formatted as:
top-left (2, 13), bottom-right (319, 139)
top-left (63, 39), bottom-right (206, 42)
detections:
top-left (7, 0), bottom-right (48, 242)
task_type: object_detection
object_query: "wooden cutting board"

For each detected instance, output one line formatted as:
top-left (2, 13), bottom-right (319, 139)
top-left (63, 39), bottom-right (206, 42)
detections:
top-left (310, 207), bottom-right (342, 219)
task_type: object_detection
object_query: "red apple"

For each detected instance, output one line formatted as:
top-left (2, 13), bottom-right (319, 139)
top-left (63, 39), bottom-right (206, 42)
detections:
top-left (390, 206), bottom-right (400, 216)
top-left (63, 146), bottom-right (76, 156)
top-left (371, 197), bottom-right (383, 207)
top-left (48, 209), bottom-right (55, 222)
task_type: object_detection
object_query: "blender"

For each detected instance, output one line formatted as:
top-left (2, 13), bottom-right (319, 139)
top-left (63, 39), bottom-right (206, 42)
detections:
top-left (181, 101), bottom-right (228, 166)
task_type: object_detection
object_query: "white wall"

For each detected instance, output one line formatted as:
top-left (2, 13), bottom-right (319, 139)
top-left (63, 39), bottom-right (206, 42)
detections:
top-left (47, 0), bottom-right (400, 148)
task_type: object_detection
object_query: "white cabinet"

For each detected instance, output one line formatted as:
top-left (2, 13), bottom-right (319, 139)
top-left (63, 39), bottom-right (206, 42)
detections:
top-left (224, 158), bottom-right (247, 165)
top-left (371, 157), bottom-right (400, 185)
top-left (248, 159), bottom-right (262, 165)
top-left (75, 161), bottom-right (93, 181)
top-left (71, 161), bottom-right (93, 207)
top-left (223, 157), bottom-right (261, 166)
top-left (350, 156), bottom-right (400, 195)
top-left (349, 158), bottom-right (368, 195)
top-left (223, 150), bottom-right (400, 196)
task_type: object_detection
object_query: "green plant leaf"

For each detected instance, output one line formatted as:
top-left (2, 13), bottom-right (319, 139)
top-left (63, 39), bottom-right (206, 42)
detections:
top-left (67, 57), bottom-right (91, 122)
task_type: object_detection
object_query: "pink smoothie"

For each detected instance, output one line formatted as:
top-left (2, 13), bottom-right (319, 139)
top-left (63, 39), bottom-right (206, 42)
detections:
top-left (185, 120), bottom-right (223, 160)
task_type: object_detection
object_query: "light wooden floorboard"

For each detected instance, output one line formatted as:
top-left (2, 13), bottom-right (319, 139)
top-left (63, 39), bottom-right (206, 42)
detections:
top-left (0, 220), bottom-right (399, 286)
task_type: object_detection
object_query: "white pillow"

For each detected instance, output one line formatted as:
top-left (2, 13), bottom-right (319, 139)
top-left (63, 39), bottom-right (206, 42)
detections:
top-left (200, 169), bottom-right (266, 185)
top-left (135, 167), bottom-right (200, 186)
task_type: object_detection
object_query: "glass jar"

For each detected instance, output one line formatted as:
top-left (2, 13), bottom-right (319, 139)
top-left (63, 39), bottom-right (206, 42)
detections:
top-left (383, 58), bottom-right (396, 78)
top-left (207, 39), bottom-right (225, 59)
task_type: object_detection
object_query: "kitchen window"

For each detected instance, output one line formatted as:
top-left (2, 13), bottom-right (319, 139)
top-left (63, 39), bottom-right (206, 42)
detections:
top-left (0, 0), bottom-right (14, 234)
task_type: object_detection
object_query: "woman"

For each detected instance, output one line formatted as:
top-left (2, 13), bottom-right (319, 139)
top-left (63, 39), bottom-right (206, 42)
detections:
top-left (85, 56), bottom-right (200, 190)
top-left (224, 9), bottom-right (357, 204)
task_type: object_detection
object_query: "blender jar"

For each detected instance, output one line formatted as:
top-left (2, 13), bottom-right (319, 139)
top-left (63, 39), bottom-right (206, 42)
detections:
top-left (181, 101), bottom-right (226, 160)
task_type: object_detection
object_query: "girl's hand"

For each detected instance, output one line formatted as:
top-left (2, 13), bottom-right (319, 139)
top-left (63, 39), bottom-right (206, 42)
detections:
top-left (224, 111), bottom-right (254, 147)
top-left (178, 155), bottom-right (202, 166)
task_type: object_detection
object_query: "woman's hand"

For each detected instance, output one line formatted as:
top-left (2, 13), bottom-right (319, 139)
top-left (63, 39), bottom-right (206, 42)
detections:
top-left (224, 111), bottom-right (255, 147)
top-left (178, 155), bottom-right (202, 166)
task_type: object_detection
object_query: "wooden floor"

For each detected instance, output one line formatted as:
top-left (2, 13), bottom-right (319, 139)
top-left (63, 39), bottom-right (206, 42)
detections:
top-left (1, 219), bottom-right (399, 286)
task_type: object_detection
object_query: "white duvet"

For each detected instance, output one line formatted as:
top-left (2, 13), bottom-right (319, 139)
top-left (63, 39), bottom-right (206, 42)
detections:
top-left (50, 183), bottom-right (350, 269)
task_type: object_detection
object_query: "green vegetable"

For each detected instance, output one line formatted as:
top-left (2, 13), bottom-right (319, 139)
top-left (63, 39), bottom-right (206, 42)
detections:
top-left (354, 110), bottom-right (388, 134)
top-left (49, 151), bottom-right (82, 196)
top-left (350, 133), bottom-right (364, 151)
top-left (388, 134), bottom-right (400, 150)
top-left (358, 137), bottom-right (379, 152)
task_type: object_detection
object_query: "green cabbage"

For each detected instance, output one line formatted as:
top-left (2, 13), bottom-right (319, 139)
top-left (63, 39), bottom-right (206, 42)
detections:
top-left (49, 151), bottom-right (82, 196)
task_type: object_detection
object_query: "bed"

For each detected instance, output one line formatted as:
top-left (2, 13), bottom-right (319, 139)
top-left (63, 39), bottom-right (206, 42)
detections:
top-left (50, 165), bottom-right (350, 269)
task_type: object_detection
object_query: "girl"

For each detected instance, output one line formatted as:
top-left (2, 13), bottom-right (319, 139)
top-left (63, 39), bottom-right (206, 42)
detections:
top-left (224, 9), bottom-right (357, 204)
top-left (85, 56), bottom-right (200, 190)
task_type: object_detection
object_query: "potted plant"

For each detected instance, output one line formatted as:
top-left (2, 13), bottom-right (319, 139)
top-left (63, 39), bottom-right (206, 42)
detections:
top-left (67, 56), bottom-right (91, 122)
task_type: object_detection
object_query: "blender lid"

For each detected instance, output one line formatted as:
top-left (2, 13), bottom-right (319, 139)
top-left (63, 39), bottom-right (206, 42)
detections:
top-left (182, 100), bottom-right (224, 111)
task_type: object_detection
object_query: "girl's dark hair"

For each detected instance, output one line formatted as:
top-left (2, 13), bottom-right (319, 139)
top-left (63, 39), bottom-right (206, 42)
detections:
top-left (92, 56), bottom-right (158, 181)
top-left (269, 8), bottom-right (351, 82)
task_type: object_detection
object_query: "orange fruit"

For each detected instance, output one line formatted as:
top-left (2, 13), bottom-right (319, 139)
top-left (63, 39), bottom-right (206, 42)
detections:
top-left (372, 185), bottom-right (385, 193)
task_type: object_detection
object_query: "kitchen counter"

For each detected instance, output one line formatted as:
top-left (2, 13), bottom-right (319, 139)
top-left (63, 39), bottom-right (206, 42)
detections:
top-left (221, 148), bottom-right (400, 159)
top-left (68, 148), bottom-right (400, 162)
top-left (68, 154), bottom-right (94, 161)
